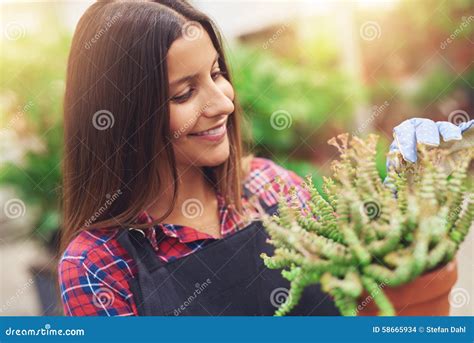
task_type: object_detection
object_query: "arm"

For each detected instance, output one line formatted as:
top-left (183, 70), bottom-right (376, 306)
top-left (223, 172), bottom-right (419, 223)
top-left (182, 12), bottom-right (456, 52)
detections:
top-left (58, 257), bottom-right (137, 316)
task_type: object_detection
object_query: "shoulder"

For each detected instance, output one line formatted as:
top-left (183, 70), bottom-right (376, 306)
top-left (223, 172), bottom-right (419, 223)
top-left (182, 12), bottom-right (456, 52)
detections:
top-left (58, 227), bottom-right (135, 315)
top-left (59, 227), bottom-right (135, 278)
top-left (243, 156), bottom-right (310, 207)
top-left (59, 228), bottom-right (126, 265)
top-left (245, 157), bottom-right (298, 186)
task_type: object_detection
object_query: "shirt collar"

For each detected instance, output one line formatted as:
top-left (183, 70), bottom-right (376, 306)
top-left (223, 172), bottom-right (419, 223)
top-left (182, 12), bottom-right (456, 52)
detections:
top-left (133, 192), bottom-right (230, 248)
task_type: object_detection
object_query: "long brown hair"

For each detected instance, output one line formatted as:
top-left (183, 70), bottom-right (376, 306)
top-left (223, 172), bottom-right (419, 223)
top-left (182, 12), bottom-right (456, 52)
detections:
top-left (60, 0), bottom-right (248, 255)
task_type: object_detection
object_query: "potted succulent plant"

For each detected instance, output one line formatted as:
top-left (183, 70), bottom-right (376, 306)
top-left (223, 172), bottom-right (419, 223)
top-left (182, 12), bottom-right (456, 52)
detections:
top-left (260, 133), bottom-right (473, 316)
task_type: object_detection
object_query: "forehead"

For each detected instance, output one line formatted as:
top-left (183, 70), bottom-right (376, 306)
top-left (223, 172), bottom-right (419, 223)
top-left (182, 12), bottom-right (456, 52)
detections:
top-left (167, 29), bottom-right (217, 81)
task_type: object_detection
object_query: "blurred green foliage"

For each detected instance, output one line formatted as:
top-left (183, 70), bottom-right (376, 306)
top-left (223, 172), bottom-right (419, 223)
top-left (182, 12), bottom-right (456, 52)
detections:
top-left (230, 45), bottom-right (358, 160)
top-left (413, 67), bottom-right (459, 107)
top-left (0, 8), bottom-right (69, 239)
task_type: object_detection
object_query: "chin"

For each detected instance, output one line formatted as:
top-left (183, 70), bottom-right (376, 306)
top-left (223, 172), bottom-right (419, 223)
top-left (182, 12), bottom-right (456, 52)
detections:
top-left (202, 151), bottom-right (230, 167)
top-left (199, 144), bottom-right (230, 167)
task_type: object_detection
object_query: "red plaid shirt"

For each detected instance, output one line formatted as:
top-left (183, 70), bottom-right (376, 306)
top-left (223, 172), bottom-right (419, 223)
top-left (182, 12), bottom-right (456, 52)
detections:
top-left (58, 157), bottom-right (311, 316)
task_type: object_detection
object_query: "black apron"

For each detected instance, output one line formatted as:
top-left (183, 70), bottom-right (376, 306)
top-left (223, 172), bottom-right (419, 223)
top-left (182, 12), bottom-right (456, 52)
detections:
top-left (117, 189), bottom-right (339, 316)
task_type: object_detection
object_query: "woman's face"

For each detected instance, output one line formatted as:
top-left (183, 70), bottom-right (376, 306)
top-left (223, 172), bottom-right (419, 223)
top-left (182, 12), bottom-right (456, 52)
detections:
top-left (167, 28), bottom-right (235, 168)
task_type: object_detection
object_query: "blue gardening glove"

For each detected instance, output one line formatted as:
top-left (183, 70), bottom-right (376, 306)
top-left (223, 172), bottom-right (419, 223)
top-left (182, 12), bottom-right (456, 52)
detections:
top-left (386, 118), bottom-right (474, 171)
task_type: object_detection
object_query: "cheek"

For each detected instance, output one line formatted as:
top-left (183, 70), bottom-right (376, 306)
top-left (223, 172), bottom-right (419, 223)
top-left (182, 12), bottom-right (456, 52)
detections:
top-left (169, 103), bottom-right (199, 139)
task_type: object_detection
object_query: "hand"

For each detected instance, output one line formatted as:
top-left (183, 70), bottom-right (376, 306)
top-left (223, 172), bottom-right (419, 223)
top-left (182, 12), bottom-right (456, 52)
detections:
top-left (386, 118), bottom-right (474, 171)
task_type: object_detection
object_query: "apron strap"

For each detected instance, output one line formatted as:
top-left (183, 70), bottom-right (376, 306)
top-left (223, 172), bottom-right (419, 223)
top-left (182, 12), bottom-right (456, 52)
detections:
top-left (117, 227), bottom-right (167, 272)
top-left (116, 228), bottom-right (167, 315)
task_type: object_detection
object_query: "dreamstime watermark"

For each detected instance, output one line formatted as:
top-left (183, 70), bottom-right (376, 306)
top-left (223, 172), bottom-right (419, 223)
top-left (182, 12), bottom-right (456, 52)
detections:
top-left (360, 21), bottom-right (381, 41)
top-left (181, 198), bottom-right (204, 219)
top-left (83, 189), bottom-right (122, 227)
top-left (448, 207), bottom-right (461, 222)
top-left (440, 16), bottom-right (473, 50)
top-left (181, 21), bottom-right (203, 41)
top-left (351, 279), bottom-right (388, 315)
top-left (361, 200), bottom-right (381, 220)
top-left (1, 101), bottom-right (34, 134)
top-left (447, 109), bottom-right (471, 125)
top-left (3, 22), bottom-right (26, 40)
top-left (92, 110), bottom-right (115, 130)
top-left (353, 101), bottom-right (390, 136)
top-left (3, 198), bottom-right (26, 220)
top-left (449, 287), bottom-right (470, 308)
top-left (84, 12), bottom-right (123, 49)
top-left (172, 102), bottom-right (211, 139)
top-left (262, 24), bottom-right (288, 50)
top-left (270, 110), bottom-right (292, 131)
top-left (270, 287), bottom-right (291, 308)
top-left (92, 287), bottom-right (115, 309)
top-left (173, 278), bottom-right (212, 315)
top-left (0, 279), bottom-right (34, 314)
top-left (4, 324), bottom-right (85, 337)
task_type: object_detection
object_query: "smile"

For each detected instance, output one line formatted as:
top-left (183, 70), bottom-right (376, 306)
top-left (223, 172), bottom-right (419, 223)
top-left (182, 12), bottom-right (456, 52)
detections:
top-left (188, 123), bottom-right (227, 142)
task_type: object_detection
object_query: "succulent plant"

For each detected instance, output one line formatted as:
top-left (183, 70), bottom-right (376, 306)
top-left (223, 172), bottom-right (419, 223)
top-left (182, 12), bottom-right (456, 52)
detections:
top-left (260, 133), bottom-right (473, 316)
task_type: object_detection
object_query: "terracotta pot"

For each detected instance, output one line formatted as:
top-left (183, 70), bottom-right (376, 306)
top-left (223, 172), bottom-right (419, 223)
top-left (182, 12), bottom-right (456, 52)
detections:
top-left (357, 259), bottom-right (458, 316)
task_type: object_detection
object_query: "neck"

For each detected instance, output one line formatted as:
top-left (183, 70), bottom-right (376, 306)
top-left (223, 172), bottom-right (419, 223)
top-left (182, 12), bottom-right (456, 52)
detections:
top-left (147, 164), bottom-right (216, 221)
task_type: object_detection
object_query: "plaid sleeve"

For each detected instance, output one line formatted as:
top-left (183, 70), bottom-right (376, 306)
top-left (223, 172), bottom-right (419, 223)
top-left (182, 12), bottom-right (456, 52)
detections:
top-left (271, 161), bottom-right (312, 215)
top-left (245, 157), bottom-right (312, 214)
top-left (58, 249), bottom-right (138, 316)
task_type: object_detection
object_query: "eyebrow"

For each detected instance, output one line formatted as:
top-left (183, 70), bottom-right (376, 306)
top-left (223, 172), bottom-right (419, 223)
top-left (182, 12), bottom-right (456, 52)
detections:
top-left (169, 52), bottom-right (220, 87)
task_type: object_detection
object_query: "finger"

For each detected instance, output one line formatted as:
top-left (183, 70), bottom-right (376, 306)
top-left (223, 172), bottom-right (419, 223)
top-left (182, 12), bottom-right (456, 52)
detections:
top-left (393, 120), bottom-right (417, 163)
top-left (386, 156), bottom-right (400, 172)
top-left (458, 119), bottom-right (474, 133)
top-left (382, 175), bottom-right (398, 198)
top-left (413, 118), bottom-right (439, 146)
top-left (386, 140), bottom-right (400, 170)
top-left (436, 121), bottom-right (462, 141)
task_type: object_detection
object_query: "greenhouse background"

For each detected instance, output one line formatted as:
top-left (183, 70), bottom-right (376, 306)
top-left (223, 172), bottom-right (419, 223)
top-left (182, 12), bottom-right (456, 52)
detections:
top-left (0, 0), bottom-right (472, 316)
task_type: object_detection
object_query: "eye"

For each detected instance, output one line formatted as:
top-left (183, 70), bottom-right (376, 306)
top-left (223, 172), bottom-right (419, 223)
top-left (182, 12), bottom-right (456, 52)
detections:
top-left (171, 88), bottom-right (195, 104)
top-left (211, 69), bottom-right (226, 81)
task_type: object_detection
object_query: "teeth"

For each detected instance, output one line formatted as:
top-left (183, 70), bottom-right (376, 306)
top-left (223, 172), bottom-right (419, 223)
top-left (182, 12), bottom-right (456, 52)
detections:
top-left (193, 124), bottom-right (225, 136)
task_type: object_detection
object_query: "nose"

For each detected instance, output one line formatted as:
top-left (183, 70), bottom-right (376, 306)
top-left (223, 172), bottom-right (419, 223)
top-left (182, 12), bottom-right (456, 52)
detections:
top-left (200, 79), bottom-right (234, 119)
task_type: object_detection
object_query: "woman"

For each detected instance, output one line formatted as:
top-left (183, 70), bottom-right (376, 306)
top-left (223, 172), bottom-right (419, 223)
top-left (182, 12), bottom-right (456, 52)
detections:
top-left (58, 0), bottom-right (472, 316)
